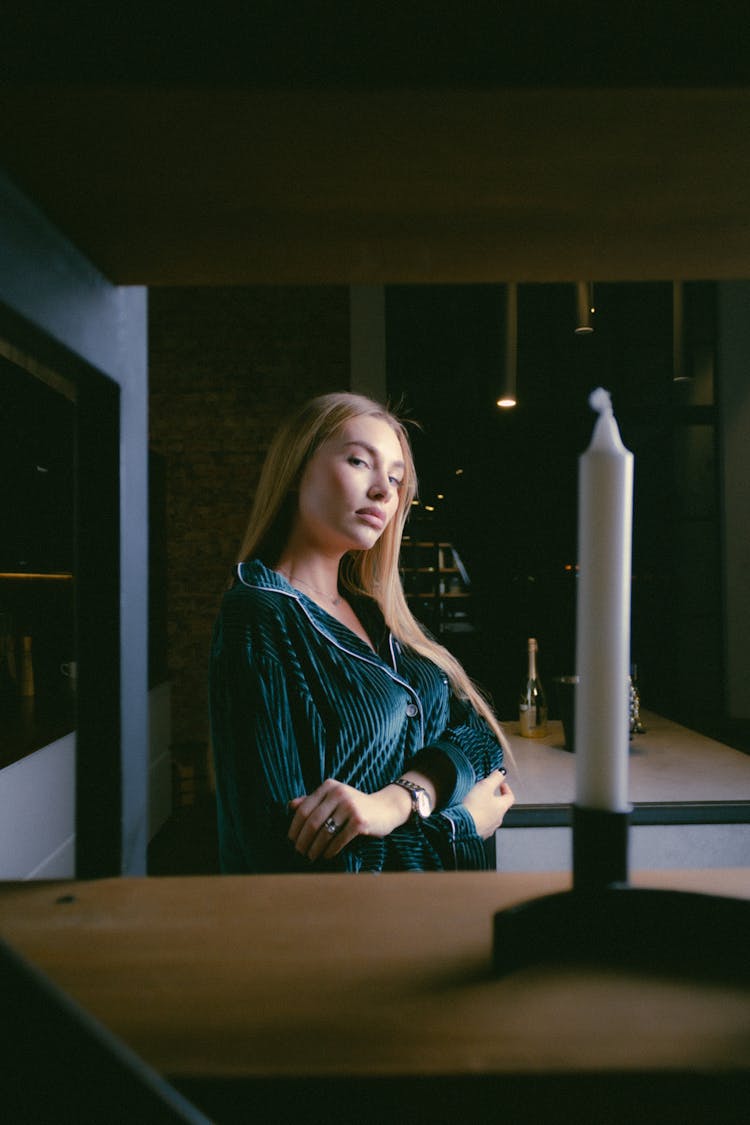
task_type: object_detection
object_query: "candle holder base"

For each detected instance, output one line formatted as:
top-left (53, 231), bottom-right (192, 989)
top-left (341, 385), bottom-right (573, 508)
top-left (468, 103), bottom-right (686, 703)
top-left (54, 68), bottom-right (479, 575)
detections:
top-left (573, 804), bottom-right (630, 889)
top-left (493, 884), bottom-right (750, 982)
top-left (493, 805), bottom-right (750, 982)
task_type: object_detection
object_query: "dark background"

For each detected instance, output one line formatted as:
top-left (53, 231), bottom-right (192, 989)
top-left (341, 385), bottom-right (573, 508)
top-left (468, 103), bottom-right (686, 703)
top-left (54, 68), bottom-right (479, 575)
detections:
top-left (386, 281), bottom-right (719, 720)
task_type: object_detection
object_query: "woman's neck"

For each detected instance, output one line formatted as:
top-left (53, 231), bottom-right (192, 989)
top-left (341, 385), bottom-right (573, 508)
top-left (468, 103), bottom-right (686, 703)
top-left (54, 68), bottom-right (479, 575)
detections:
top-left (275, 552), bottom-right (343, 608)
top-left (275, 552), bottom-right (376, 651)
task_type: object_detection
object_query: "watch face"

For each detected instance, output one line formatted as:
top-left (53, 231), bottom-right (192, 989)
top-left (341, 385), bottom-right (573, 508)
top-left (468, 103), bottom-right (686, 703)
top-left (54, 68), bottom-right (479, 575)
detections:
top-left (415, 789), bottom-right (431, 818)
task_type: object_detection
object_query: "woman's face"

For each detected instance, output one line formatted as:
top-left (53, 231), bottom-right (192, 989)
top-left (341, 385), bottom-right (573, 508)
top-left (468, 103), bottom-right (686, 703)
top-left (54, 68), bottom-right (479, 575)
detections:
top-left (293, 415), bottom-right (406, 555)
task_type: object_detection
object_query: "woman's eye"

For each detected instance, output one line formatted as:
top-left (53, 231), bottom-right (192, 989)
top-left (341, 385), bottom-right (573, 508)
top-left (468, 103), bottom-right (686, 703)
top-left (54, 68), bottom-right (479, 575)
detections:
top-left (348, 456), bottom-right (367, 468)
top-left (389, 476), bottom-right (404, 489)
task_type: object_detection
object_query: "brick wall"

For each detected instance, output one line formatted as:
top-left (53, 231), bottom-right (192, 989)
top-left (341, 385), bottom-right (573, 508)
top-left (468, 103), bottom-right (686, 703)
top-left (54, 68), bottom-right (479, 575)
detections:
top-left (148, 286), bottom-right (350, 752)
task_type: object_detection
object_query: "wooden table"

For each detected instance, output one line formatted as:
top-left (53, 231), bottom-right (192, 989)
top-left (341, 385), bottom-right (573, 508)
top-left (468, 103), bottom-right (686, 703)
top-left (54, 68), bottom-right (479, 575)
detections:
top-left (1, 869), bottom-right (749, 1123)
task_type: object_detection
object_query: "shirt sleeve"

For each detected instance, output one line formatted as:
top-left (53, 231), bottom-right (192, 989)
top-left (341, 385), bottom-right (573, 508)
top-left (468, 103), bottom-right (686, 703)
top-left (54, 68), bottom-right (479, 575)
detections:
top-left (409, 693), bottom-right (506, 807)
top-left (349, 803), bottom-right (489, 871)
top-left (209, 613), bottom-right (314, 874)
top-left (350, 690), bottom-right (502, 870)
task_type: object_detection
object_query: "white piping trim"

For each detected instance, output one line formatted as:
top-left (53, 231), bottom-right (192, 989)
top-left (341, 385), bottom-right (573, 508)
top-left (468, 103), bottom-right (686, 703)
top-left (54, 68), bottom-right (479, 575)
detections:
top-left (236, 566), bottom-right (426, 746)
top-left (440, 811), bottom-right (459, 869)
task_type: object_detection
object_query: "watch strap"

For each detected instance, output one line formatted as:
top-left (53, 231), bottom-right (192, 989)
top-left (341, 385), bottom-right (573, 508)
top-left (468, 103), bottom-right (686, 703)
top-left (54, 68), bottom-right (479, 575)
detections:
top-left (392, 777), bottom-right (431, 818)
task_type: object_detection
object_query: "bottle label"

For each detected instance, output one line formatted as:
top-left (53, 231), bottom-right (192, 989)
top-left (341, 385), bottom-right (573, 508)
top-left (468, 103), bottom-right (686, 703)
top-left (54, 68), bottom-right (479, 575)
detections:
top-left (519, 704), bottom-right (548, 738)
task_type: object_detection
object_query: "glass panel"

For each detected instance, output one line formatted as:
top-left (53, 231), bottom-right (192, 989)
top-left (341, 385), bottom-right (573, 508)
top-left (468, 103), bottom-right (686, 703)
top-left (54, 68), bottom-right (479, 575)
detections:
top-left (0, 349), bottom-right (76, 767)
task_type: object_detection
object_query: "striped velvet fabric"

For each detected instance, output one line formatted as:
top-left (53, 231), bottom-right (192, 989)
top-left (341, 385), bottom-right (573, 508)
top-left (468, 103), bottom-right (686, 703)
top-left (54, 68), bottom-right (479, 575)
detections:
top-left (209, 560), bottom-right (504, 873)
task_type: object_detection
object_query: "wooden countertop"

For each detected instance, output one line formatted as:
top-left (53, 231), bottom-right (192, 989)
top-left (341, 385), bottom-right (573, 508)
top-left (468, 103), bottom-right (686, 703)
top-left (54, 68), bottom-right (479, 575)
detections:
top-left (1, 868), bottom-right (748, 1089)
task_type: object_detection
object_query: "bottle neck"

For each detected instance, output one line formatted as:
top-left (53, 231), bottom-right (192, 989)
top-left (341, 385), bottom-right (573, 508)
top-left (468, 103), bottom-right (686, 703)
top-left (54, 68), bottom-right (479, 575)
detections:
top-left (527, 642), bottom-right (538, 680)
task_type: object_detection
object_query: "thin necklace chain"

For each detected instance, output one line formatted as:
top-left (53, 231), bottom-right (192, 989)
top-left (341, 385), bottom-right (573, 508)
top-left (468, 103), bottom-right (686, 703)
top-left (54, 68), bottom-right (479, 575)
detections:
top-left (278, 569), bottom-right (342, 606)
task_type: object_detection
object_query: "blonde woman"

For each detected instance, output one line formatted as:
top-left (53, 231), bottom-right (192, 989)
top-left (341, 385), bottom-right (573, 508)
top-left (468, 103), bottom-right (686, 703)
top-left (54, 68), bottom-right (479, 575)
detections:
top-left (209, 392), bottom-right (514, 873)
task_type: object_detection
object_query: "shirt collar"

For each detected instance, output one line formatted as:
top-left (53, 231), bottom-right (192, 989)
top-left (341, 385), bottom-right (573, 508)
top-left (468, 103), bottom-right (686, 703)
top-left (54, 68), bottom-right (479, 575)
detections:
top-left (237, 558), bottom-right (389, 658)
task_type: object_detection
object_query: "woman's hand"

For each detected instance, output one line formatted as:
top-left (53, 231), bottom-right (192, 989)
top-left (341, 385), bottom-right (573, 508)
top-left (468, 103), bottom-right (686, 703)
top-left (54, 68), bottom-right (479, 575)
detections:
top-left (288, 778), bottom-right (413, 862)
top-left (461, 770), bottom-right (515, 839)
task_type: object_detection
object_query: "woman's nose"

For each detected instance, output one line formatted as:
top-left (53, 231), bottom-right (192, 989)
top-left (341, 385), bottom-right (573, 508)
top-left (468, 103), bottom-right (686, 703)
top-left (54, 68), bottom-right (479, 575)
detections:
top-left (369, 472), bottom-right (391, 500)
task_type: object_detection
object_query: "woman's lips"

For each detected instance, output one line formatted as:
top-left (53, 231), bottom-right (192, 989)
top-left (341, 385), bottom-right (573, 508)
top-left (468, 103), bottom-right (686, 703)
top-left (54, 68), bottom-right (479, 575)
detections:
top-left (356, 508), bottom-right (386, 529)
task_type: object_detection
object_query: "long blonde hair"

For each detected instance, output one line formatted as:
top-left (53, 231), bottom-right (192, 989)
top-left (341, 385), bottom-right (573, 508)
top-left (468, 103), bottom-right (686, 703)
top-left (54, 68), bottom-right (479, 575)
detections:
top-left (238, 391), bottom-right (509, 752)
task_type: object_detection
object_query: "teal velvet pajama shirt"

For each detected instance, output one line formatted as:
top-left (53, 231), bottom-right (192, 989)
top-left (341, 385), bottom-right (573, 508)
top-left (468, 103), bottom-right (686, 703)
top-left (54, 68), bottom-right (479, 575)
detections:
top-left (209, 560), bottom-right (504, 873)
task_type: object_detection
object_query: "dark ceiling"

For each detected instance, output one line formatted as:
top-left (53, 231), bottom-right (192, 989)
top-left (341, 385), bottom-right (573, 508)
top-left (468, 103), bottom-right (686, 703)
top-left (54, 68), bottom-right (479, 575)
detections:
top-left (2, 2), bottom-right (750, 285)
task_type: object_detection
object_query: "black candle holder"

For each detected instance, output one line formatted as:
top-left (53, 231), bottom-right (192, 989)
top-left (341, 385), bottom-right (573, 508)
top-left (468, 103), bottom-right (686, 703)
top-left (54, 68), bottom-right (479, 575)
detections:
top-left (493, 804), bottom-right (750, 981)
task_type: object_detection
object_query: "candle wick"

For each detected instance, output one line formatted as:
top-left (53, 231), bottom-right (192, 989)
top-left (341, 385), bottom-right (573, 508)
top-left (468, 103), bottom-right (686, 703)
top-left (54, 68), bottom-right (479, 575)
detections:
top-left (588, 387), bottom-right (613, 416)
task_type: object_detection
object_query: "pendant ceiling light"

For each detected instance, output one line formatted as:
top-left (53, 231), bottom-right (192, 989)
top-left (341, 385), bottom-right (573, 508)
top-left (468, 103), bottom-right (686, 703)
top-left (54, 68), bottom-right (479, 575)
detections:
top-left (672, 281), bottom-right (690, 381)
top-left (496, 282), bottom-right (518, 409)
top-left (575, 282), bottom-right (595, 334)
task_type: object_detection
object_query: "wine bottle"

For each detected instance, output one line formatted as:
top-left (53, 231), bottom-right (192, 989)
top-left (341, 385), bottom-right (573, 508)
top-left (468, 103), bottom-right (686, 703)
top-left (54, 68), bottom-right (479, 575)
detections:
top-left (0, 613), bottom-right (19, 707)
top-left (519, 637), bottom-right (548, 738)
top-left (20, 634), bottom-right (35, 697)
top-left (629, 662), bottom-right (646, 735)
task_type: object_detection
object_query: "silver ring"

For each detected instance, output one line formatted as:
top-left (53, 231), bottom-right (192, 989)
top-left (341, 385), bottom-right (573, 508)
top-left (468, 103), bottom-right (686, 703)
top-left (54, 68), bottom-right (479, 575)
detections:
top-left (323, 816), bottom-right (338, 835)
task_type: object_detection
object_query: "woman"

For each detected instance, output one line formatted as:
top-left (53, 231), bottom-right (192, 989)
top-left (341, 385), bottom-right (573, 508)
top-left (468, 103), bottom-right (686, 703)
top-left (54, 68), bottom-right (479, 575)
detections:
top-left (209, 392), bottom-right (514, 873)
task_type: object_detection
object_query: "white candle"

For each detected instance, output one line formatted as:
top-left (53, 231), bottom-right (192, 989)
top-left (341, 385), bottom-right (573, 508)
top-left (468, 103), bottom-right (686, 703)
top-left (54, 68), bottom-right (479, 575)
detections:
top-left (574, 388), bottom-right (634, 811)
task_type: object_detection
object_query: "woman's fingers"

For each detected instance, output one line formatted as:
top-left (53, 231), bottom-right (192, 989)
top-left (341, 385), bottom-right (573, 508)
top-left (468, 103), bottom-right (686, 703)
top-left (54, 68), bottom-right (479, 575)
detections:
top-left (499, 780), bottom-right (515, 815)
top-left (319, 814), bottom-right (356, 861)
top-left (288, 780), bottom-right (355, 862)
top-left (461, 770), bottom-right (516, 837)
top-left (289, 795), bottom-right (338, 857)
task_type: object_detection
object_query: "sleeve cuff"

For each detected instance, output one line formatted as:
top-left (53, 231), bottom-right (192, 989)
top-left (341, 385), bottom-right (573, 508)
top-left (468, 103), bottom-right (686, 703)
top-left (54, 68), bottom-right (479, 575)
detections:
top-left (438, 804), bottom-right (489, 870)
top-left (422, 737), bottom-right (477, 805)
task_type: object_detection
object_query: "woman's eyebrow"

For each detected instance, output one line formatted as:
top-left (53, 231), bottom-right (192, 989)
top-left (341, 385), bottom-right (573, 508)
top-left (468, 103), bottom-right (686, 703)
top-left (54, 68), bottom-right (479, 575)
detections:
top-left (344, 440), bottom-right (405, 471)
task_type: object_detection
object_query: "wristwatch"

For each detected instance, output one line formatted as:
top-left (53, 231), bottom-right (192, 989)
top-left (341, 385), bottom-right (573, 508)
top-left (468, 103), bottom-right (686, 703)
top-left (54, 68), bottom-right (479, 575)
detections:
top-left (392, 777), bottom-right (431, 820)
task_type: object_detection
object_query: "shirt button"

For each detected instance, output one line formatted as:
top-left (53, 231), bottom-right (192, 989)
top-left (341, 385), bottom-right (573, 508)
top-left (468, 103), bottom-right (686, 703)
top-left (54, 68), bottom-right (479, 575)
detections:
top-left (405, 702), bottom-right (419, 718)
